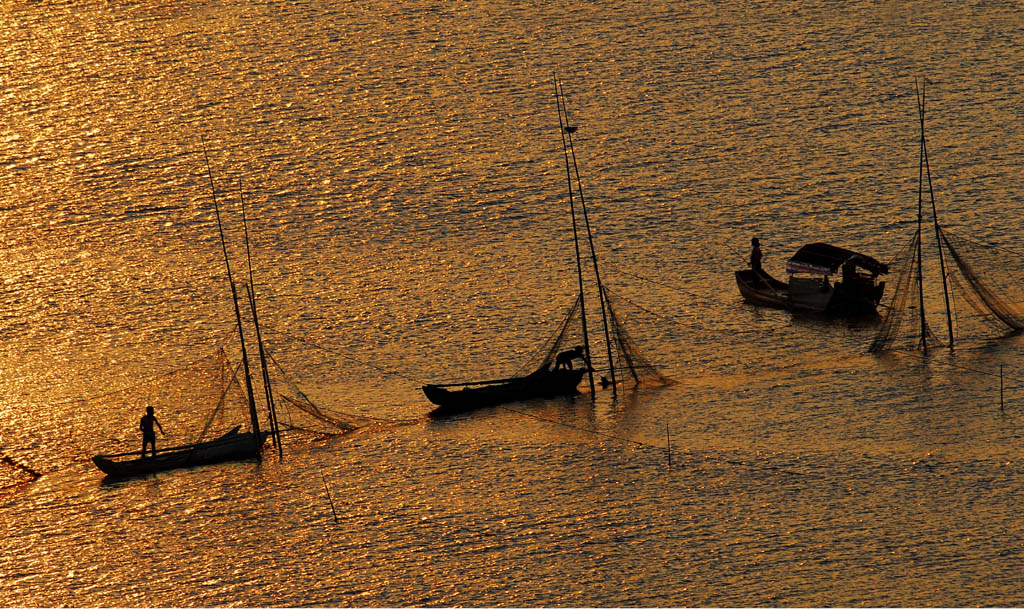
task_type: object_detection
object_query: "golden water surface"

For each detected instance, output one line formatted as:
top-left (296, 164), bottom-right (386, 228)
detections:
top-left (1, 0), bottom-right (1023, 606)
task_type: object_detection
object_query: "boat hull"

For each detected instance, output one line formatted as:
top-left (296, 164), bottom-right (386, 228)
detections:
top-left (423, 368), bottom-right (586, 418)
top-left (92, 428), bottom-right (270, 478)
top-left (735, 269), bottom-right (883, 315)
top-left (735, 269), bottom-right (790, 309)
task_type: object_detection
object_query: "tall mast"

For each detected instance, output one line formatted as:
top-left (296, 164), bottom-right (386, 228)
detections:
top-left (917, 80), bottom-right (955, 350)
top-left (557, 80), bottom-right (617, 394)
top-left (555, 77), bottom-right (595, 395)
top-left (239, 185), bottom-right (282, 455)
top-left (914, 82), bottom-right (928, 353)
top-left (201, 137), bottom-right (262, 460)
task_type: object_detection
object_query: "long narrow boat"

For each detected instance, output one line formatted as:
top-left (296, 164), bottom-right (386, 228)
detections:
top-left (93, 427), bottom-right (270, 478)
top-left (423, 366), bottom-right (586, 418)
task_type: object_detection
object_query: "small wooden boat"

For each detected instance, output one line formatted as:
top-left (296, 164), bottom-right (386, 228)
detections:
top-left (92, 427), bottom-right (269, 478)
top-left (423, 366), bottom-right (586, 418)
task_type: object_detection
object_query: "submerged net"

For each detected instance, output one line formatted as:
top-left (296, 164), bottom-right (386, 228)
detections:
top-left (870, 228), bottom-right (1024, 352)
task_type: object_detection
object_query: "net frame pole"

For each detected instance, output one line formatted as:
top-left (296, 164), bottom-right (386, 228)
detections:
top-left (557, 79), bottom-right (617, 395)
top-left (201, 136), bottom-right (263, 461)
top-left (240, 185), bottom-right (283, 456)
top-left (914, 81), bottom-right (929, 354)
top-left (916, 80), bottom-right (955, 350)
top-left (555, 76), bottom-right (596, 395)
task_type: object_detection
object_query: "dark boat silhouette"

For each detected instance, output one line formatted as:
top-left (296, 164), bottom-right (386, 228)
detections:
top-left (423, 366), bottom-right (586, 418)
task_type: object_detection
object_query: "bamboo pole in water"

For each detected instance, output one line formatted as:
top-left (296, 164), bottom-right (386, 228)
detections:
top-left (239, 185), bottom-right (283, 456)
top-left (557, 79), bottom-right (617, 394)
top-left (555, 75), bottom-right (596, 396)
top-left (201, 136), bottom-right (262, 461)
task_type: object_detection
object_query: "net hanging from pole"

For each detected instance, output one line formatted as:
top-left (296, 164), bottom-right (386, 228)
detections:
top-left (870, 228), bottom-right (1024, 352)
top-left (870, 231), bottom-right (941, 352)
top-left (939, 228), bottom-right (1024, 338)
top-left (70, 347), bottom-right (253, 453)
top-left (601, 285), bottom-right (673, 387)
top-left (513, 294), bottom-right (587, 376)
top-left (265, 351), bottom-right (375, 435)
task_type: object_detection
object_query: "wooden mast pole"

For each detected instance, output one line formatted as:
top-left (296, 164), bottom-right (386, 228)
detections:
top-left (914, 80), bottom-right (929, 354)
top-left (558, 79), bottom-right (617, 394)
top-left (918, 81), bottom-right (955, 350)
top-left (201, 137), bottom-right (263, 461)
top-left (239, 186), bottom-right (282, 455)
top-left (555, 76), bottom-right (596, 395)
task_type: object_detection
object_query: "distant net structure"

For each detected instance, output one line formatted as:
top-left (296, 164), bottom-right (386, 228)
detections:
top-left (870, 228), bottom-right (1024, 352)
top-left (513, 289), bottom-right (671, 389)
top-left (871, 81), bottom-right (1024, 353)
top-left (0, 454), bottom-right (40, 490)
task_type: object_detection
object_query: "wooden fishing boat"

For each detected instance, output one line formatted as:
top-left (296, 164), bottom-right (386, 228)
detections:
top-left (93, 427), bottom-right (270, 478)
top-left (736, 242), bottom-right (887, 315)
top-left (423, 366), bottom-right (586, 418)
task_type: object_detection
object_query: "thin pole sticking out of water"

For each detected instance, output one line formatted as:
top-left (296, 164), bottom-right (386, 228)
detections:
top-left (1000, 365), bottom-right (1004, 411)
top-left (322, 469), bottom-right (339, 523)
top-left (201, 136), bottom-right (262, 462)
top-left (665, 424), bottom-right (672, 471)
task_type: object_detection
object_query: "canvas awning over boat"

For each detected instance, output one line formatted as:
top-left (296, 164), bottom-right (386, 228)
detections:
top-left (785, 243), bottom-right (888, 275)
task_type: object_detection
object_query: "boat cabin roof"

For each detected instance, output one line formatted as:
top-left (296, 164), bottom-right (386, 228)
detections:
top-left (785, 242), bottom-right (888, 276)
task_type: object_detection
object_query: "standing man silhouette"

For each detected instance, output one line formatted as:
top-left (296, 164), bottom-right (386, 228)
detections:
top-left (140, 406), bottom-right (165, 458)
top-left (750, 237), bottom-right (763, 285)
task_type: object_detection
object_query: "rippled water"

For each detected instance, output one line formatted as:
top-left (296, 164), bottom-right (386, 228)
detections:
top-left (2, 0), bottom-right (1023, 606)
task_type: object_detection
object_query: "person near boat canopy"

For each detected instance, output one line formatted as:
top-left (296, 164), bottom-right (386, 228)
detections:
top-left (750, 237), bottom-right (763, 273)
top-left (554, 345), bottom-right (590, 371)
top-left (749, 237), bottom-right (764, 286)
top-left (139, 406), bottom-right (165, 458)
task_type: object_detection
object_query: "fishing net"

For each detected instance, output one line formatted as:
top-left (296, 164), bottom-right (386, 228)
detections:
top-left (75, 342), bottom-right (369, 457)
top-left (77, 348), bottom-right (254, 448)
top-left (510, 289), bottom-right (671, 389)
top-left (940, 228), bottom-right (1024, 338)
top-left (266, 352), bottom-right (377, 435)
top-left (602, 285), bottom-right (673, 387)
top-left (870, 228), bottom-right (1024, 352)
top-left (870, 231), bottom-right (943, 352)
top-left (513, 294), bottom-right (588, 376)
top-left (0, 454), bottom-right (40, 490)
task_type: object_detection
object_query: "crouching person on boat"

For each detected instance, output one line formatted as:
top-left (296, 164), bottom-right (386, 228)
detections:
top-left (140, 406), bottom-right (165, 458)
top-left (553, 345), bottom-right (591, 371)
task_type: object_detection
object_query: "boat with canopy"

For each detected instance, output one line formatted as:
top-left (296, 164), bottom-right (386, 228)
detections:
top-left (736, 242), bottom-right (888, 314)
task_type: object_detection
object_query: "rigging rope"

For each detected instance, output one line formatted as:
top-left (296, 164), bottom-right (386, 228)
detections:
top-left (495, 403), bottom-right (828, 479)
top-left (49, 329), bottom-right (236, 407)
top-left (263, 326), bottom-right (422, 384)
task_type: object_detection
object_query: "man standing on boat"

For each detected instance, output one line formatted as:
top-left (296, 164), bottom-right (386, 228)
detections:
top-left (139, 406), bottom-right (164, 458)
top-left (750, 237), bottom-right (764, 285)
